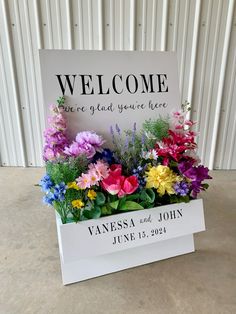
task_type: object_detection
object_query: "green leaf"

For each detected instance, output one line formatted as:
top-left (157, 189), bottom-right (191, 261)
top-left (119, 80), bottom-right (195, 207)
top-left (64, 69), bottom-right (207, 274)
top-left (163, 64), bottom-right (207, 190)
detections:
top-left (109, 200), bottom-right (119, 210)
top-left (202, 183), bottom-right (209, 190)
top-left (126, 193), bottom-right (140, 201)
top-left (92, 206), bottom-right (102, 219)
top-left (83, 206), bottom-right (101, 220)
top-left (101, 205), bottom-right (112, 216)
top-left (118, 196), bottom-right (126, 209)
top-left (95, 192), bottom-right (106, 205)
top-left (140, 189), bottom-right (155, 203)
top-left (120, 201), bottom-right (144, 211)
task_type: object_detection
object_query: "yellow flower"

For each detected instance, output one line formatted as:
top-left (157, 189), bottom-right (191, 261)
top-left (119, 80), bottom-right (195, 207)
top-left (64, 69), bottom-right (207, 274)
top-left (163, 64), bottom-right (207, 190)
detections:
top-left (87, 189), bottom-right (97, 200)
top-left (72, 199), bottom-right (84, 209)
top-left (67, 181), bottom-right (79, 190)
top-left (145, 165), bottom-right (179, 196)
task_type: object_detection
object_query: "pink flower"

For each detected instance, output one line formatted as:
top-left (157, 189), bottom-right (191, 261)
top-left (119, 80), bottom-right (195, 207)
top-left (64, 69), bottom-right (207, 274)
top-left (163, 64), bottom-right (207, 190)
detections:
top-left (101, 165), bottom-right (139, 198)
top-left (94, 160), bottom-right (110, 180)
top-left (87, 170), bottom-right (100, 186)
top-left (76, 160), bottom-right (109, 189)
top-left (101, 173), bottom-right (125, 195)
top-left (118, 176), bottom-right (139, 198)
top-left (109, 164), bottom-right (122, 177)
top-left (76, 173), bottom-right (91, 189)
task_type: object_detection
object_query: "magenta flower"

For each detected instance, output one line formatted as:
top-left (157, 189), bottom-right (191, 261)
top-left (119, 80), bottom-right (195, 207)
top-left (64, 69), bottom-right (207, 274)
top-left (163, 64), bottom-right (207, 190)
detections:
top-left (178, 161), bottom-right (212, 198)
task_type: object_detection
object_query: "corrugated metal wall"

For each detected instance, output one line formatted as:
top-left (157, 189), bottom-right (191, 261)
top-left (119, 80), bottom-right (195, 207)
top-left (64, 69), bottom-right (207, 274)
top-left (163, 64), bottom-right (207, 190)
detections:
top-left (0, 0), bottom-right (235, 169)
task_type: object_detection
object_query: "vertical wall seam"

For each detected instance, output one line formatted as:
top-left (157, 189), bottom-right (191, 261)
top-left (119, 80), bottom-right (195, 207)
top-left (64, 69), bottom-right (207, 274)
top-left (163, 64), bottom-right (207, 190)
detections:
top-left (179, 0), bottom-right (190, 97)
top-left (55, 0), bottom-right (63, 48)
top-left (172, 0), bottom-right (180, 51)
top-left (78, 0), bottom-right (84, 49)
top-left (151, 0), bottom-right (157, 51)
top-left (45, 0), bottom-right (53, 48)
top-left (130, 0), bottom-right (136, 50)
top-left (195, 0), bottom-right (211, 146)
top-left (223, 46), bottom-right (236, 168)
top-left (0, 38), bottom-right (11, 165)
top-left (227, 107), bottom-right (236, 168)
top-left (141, 0), bottom-right (147, 50)
top-left (210, 0), bottom-right (235, 169)
top-left (87, 0), bottom-right (93, 49)
top-left (201, 0), bottom-right (222, 166)
top-left (2, 0), bottom-right (27, 166)
top-left (188, 0), bottom-right (201, 106)
top-left (98, 0), bottom-right (103, 50)
top-left (24, 0), bottom-right (44, 165)
top-left (161, 0), bottom-right (168, 51)
top-left (110, 0), bottom-right (115, 50)
top-left (33, 0), bottom-right (43, 49)
top-left (66, 0), bottom-right (72, 49)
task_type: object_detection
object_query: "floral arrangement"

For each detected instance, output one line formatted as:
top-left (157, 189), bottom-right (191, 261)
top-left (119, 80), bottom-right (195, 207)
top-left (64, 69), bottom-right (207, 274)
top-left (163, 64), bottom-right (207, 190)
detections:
top-left (40, 97), bottom-right (211, 224)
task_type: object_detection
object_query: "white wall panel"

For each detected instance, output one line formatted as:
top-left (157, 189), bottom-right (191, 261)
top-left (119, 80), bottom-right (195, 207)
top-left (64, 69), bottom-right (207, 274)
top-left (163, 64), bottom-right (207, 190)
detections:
top-left (0, 0), bottom-right (235, 168)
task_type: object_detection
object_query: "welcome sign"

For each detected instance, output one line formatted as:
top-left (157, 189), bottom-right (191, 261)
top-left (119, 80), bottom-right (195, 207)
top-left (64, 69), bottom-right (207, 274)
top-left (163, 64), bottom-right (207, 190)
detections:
top-left (39, 50), bottom-right (180, 142)
top-left (39, 50), bottom-right (205, 285)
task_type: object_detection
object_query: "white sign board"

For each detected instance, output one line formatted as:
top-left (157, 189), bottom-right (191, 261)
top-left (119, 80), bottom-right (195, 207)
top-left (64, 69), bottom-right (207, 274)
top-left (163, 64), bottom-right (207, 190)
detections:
top-left (59, 199), bottom-right (205, 264)
top-left (56, 199), bottom-right (205, 284)
top-left (39, 50), bottom-right (180, 142)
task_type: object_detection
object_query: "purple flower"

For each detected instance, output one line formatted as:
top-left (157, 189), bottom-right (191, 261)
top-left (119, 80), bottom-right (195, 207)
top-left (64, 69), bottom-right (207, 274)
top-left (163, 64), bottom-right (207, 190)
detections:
top-left (64, 131), bottom-right (104, 159)
top-left (64, 141), bottom-right (96, 158)
top-left (115, 124), bottom-right (121, 135)
top-left (174, 181), bottom-right (189, 196)
top-left (43, 104), bottom-right (68, 161)
top-left (178, 161), bottom-right (212, 198)
top-left (75, 131), bottom-right (105, 149)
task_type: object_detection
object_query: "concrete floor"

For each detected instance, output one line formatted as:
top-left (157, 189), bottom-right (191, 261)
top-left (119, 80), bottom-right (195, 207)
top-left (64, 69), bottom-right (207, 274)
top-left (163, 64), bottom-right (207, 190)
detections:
top-left (0, 168), bottom-right (235, 314)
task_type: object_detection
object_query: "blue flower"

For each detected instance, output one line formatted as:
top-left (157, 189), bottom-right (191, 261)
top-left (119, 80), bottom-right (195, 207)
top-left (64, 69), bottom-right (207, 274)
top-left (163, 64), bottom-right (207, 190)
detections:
top-left (132, 166), bottom-right (146, 188)
top-left (93, 148), bottom-right (114, 164)
top-left (53, 182), bottom-right (67, 201)
top-left (43, 192), bottom-right (55, 206)
top-left (40, 174), bottom-right (54, 192)
top-left (174, 181), bottom-right (190, 196)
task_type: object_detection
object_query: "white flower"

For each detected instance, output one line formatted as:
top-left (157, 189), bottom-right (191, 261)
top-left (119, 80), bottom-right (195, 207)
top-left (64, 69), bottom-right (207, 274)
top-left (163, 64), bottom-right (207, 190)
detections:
top-left (142, 149), bottom-right (158, 160)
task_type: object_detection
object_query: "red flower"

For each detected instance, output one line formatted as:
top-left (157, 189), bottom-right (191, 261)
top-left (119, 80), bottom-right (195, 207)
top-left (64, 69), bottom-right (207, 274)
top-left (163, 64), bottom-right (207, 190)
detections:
top-left (118, 175), bottom-right (139, 198)
top-left (155, 130), bottom-right (197, 164)
top-left (109, 164), bottom-right (122, 177)
top-left (101, 172), bottom-right (125, 195)
top-left (101, 165), bottom-right (139, 198)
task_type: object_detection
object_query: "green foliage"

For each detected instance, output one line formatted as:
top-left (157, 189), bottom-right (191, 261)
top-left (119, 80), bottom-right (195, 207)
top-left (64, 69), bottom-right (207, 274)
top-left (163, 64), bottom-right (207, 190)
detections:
top-left (111, 123), bottom-right (144, 174)
top-left (57, 96), bottom-right (65, 107)
top-left (95, 192), bottom-right (106, 206)
top-left (140, 189), bottom-right (155, 203)
top-left (82, 206), bottom-right (101, 220)
top-left (119, 201), bottom-right (144, 211)
top-left (46, 156), bottom-right (88, 184)
top-left (142, 117), bottom-right (170, 148)
top-left (169, 195), bottom-right (190, 204)
top-left (53, 201), bottom-right (70, 224)
top-left (65, 188), bottom-right (82, 204)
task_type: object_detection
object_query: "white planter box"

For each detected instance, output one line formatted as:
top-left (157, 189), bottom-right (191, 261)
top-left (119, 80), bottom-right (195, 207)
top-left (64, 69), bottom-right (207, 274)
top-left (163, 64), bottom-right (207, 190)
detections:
top-left (55, 199), bottom-right (205, 285)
